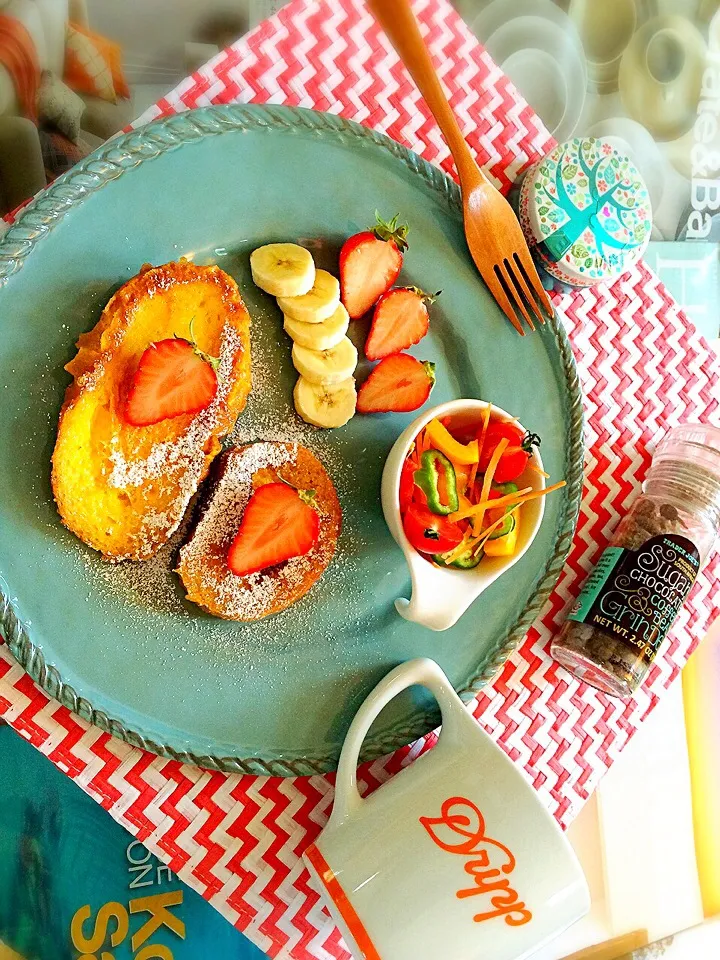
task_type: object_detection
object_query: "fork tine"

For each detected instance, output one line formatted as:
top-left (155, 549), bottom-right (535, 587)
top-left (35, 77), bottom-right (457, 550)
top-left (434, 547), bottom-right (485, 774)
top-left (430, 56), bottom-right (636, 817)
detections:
top-left (514, 247), bottom-right (554, 321)
top-left (483, 266), bottom-right (525, 336)
top-left (508, 255), bottom-right (544, 330)
top-left (498, 260), bottom-right (535, 333)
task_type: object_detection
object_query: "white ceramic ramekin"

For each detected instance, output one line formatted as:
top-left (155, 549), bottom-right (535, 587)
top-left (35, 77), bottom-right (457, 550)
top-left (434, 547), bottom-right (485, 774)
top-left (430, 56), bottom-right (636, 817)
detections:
top-left (381, 399), bottom-right (546, 631)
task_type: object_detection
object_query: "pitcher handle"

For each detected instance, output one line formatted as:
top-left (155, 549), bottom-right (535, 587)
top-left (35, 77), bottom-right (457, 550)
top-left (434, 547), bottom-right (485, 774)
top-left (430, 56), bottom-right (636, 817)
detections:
top-left (332, 658), bottom-right (470, 824)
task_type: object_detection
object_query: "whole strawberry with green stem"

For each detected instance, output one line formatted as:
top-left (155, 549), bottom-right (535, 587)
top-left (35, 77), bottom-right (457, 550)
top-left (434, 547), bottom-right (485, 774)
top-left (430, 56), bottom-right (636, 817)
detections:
top-left (339, 212), bottom-right (409, 320)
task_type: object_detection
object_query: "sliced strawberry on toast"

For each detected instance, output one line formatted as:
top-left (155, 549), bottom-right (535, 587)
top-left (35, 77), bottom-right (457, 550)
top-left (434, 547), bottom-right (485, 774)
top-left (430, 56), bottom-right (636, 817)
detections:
top-left (123, 337), bottom-right (219, 427)
top-left (365, 287), bottom-right (436, 360)
top-left (228, 482), bottom-right (319, 577)
top-left (357, 354), bottom-right (435, 414)
top-left (52, 260), bottom-right (251, 562)
top-left (177, 442), bottom-right (341, 622)
top-left (339, 212), bottom-right (409, 320)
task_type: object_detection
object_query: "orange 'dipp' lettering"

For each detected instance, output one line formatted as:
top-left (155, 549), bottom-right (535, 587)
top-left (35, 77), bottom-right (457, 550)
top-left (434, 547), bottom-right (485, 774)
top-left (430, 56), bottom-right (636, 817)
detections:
top-left (420, 796), bottom-right (532, 928)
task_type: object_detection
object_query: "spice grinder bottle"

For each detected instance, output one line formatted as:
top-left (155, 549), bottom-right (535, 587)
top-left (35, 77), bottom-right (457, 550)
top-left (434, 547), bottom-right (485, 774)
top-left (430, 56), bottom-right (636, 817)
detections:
top-left (551, 424), bottom-right (720, 698)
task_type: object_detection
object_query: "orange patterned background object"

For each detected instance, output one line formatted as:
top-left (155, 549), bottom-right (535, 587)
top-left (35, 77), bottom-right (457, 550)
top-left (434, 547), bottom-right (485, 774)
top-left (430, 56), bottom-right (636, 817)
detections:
top-left (64, 20), bottom-right (129, 103)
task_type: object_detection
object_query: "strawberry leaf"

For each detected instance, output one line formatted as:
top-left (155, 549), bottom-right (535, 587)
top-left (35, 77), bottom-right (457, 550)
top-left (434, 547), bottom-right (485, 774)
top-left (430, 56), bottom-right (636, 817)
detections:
top-left (373, 211), bottom-right (410, 252)
top-left (175, 316), bottom-right (221, 371)
top-left (277, 473), bottom-right (318, 507)
top-left (422, 361), bottom-right (436, 386)
top-left (405, 285), bottom-right (440, 304)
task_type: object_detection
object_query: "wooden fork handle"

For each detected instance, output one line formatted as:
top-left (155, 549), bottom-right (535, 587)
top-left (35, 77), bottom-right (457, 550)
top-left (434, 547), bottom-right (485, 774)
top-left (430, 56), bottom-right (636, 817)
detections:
top-left (367, 0), bottom-right (481, 183)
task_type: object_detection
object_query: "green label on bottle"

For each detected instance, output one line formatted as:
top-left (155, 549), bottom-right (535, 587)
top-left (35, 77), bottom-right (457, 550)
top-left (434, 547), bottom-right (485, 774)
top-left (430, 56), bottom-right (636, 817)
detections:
top-left (568, 547), bottom-right (624, 621)
top-left (567, 535), bottom-right (700, 665)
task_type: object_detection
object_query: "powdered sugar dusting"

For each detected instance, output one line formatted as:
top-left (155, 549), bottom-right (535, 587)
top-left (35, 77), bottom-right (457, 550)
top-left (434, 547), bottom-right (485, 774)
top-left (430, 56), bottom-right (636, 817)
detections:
top-left (84, 512), bottom-right (193, 618)
top-left (109, 323), bottom-right (242, 490)
top-left (70, 297), bottom-right (369, 658)
top-left (178, 441), bottom-right (337, 621)
top-left (195, 441), bottom-right (296, 551)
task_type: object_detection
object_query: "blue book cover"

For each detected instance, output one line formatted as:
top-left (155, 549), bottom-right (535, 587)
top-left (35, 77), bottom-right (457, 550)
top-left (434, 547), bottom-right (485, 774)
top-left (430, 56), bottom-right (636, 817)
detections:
top-left (0, 725), bottom-right (267, 960)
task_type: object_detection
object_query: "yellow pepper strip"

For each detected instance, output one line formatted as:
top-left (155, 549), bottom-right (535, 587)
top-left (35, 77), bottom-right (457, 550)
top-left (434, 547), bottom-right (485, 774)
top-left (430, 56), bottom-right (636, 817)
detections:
top-left (454, 480), bottom-right (567, 525)
top-left (449, 486), bottom-right (533, 523)
top-left (472, 438), bottom-right (508, 535)
top-left (425, 419), bottom-right (479, 465)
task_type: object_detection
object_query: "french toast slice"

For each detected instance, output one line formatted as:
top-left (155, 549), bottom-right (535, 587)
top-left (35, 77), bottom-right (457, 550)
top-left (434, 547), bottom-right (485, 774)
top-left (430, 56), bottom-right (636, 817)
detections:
top-left (177, 442), bottom-right (341, 621)
top-left (52, 260), bottom-right (252, 561)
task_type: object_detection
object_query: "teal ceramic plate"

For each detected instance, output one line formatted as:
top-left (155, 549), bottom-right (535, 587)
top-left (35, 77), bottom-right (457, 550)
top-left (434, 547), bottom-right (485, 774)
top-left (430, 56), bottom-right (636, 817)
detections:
top-left (0, 106), bottom-right (583, 775)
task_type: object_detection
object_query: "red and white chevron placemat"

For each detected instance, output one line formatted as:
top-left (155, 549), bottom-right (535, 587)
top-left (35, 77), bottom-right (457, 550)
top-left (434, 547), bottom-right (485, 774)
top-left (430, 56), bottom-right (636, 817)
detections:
top-left (1, 0), bottom-right (719, 957)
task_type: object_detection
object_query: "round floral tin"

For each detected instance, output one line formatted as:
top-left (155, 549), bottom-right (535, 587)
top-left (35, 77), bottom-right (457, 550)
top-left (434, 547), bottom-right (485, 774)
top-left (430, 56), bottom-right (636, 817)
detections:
top-left (518, 137), bottom-right (652, 289)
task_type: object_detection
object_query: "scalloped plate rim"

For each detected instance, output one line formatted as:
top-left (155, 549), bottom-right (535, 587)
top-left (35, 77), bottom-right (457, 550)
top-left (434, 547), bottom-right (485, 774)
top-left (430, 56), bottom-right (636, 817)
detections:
top-left (0, 104), bottom-right (584, 775)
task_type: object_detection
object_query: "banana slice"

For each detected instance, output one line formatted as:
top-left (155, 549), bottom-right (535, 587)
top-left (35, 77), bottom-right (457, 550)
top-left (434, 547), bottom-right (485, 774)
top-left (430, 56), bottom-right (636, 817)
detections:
top-left (284, 303), bottom-right (350, 351)
top-left (250, 243), bottom-right (315, 298)
top-left (277, 269), bottom-right (340, 323)
top-left (292, 337), bottom-right (358, 385)
top-left (294, 376), bottom-right (357, 428)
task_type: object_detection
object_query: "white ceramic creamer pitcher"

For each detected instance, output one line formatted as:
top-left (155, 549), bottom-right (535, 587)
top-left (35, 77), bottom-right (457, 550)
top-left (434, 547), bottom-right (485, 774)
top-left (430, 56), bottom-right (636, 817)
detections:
top-left (304, 659), bottom-right (589, 960)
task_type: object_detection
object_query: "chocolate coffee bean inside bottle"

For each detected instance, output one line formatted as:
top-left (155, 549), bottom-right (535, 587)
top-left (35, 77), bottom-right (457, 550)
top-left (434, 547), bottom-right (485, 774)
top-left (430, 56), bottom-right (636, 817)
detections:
top-left (552, 426), bottom-right (720, 698)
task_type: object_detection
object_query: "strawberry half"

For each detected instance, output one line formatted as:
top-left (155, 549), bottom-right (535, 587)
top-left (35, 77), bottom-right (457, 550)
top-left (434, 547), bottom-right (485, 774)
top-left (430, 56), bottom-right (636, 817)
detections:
top-left (365, 287), bottom-right (436, 360)
top-left (339, 212), bottom-right (409, 320)
top-left (228, 482), bottom-right (319, 577)
top-left (357, 354), bottom-right (435, 414)
top-left (123, 337), bottom-right (218, 427)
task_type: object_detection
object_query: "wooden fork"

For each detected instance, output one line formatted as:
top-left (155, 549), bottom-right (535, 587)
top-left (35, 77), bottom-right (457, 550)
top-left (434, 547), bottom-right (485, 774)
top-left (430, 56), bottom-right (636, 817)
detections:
top-left (367, 0), bottom-right (554, 335)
